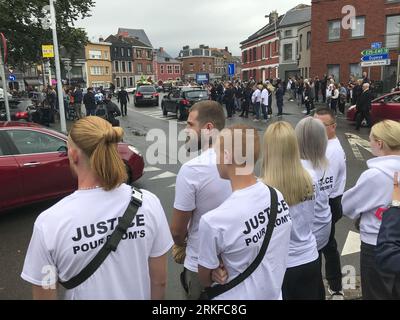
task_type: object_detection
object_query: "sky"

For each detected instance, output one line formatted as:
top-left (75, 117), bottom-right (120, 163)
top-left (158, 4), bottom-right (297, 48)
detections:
top-left (75, 0), bottom-right (311, 57)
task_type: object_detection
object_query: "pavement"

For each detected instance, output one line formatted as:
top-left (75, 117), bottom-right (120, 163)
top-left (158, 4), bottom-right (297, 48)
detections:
top-left (0, 94), bottom-right (371, 300)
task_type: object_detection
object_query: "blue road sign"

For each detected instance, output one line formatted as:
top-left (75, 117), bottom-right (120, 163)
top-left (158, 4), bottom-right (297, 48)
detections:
top-left (228, 63), bottom-right (235, 76)
top-left (8, 74), bottom-right (16, 81)
top-left (361, 53), bottom-right (389, 62)
top-left (371, 42), bottom-right (382, 50)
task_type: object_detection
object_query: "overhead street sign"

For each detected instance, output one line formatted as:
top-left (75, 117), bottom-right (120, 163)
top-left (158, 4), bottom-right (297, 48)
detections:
top-left (42, 45), bottom-right (54, 58)
top-left (361, 53), bottom-right (389, 62)
top-left (228, 63), bottom-right (235, 76)
top-left (361, 59), bottom-right (391, 67)
top-left (361, 48), bottom-right (389, 56)
top-left (371, 42), bottom-right (382, 50)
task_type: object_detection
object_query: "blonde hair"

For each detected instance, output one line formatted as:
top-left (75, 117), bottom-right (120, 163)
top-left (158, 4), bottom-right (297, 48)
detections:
top-left (261, 121), bottom-right (314, 206)
top-left (371, 120), bottom-right (400, 151)
top-left (69, 116), bottom-right (128, 191)
top-left (295, 117), bottom-right (328, 170)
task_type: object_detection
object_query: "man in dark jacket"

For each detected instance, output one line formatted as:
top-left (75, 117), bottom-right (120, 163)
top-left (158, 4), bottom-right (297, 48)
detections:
top-left (355, 83), bottom-right (372, 131)
top-left (83, 87), bottom-right (96, 116)
top-left (275, 83), bottom-right (284, 116)
top-left (105, 94), bottom-right (122, 126)
top-left (223, 83), bottom-right (235, 119)
top-left (314, 77), bottom-right (320, 102)
top-left (117, 87), bottom-right (130, 116)
top-left (321, 75), bottom-right (328, 103)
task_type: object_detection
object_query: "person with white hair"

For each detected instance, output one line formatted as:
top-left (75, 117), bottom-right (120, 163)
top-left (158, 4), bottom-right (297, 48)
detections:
top-left (355, 83), bottom-right (372, 131)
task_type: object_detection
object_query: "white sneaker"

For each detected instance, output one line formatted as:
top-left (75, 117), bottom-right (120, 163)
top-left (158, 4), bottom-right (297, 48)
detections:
top-left (302, 110), bottom-right (307, 114)
top-left (253, 119), bottom-right (260, 122)
top-left (328, 288), bottom-right (344, 300)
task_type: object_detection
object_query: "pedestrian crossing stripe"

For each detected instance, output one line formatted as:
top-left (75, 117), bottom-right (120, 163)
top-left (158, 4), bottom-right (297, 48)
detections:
top-left (149, 171), bottom-right (177, 180)
top-left (341, 231), bottom-right (361, 256)
top-left (144, 167), bottom-right (162, 172)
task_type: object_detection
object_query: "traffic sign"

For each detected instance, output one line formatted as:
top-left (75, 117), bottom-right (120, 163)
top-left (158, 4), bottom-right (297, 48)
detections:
top-left (228, 63), bottom-right (235, 76)
top-left (361, 48), bottom-right (389, 56)
top-left (371, 42), bottom-right (382, 50)
top-left (42, 44), bottom-right (54, 58)
top-left (8, 74), bottom-right (16, 81)
top-left (361, 59), bottom-right (391, 67)
top-left (361, 53), bottom-right (389, 62)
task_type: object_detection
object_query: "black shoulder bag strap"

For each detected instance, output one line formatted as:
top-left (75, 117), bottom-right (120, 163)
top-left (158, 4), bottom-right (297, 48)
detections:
top-left (201, 185), bottom-right (278, 300)
top-left (59, 187), bottom-right (143, 290)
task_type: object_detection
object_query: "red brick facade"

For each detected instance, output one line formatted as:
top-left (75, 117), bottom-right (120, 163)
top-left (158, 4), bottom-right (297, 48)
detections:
top-left (311, 0), bottom-right (400, 90)
top-left (181, 56), bottom-right (215, 76)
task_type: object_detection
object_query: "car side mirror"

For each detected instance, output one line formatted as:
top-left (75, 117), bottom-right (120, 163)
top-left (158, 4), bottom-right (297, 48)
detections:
top-left (57, 145), bottom-right (68, 155)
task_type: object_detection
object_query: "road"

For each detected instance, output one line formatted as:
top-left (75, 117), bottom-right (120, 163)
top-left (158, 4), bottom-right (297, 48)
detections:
top-left (0, 94), bottom-right (372, 299)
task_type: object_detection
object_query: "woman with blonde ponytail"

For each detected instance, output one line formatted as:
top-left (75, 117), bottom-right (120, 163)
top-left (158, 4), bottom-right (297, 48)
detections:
top-left (21, 116), bottom-right (173, 300)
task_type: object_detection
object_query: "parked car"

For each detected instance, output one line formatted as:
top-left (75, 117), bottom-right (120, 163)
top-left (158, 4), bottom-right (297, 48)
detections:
top-left (347, 91), bottom-right (400, 124)
top-left (0, 121), bottom-right (144, 213)
top-left (161, 88), bottom-right (209, 120)
top-left (134, 85), bottom-right (159, 106)
top-left (0, 99), bottom-right (35, 122)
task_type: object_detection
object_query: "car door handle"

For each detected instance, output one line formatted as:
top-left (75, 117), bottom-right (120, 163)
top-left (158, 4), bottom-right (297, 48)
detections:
top-left (23, 162), bottom-right (41, 167)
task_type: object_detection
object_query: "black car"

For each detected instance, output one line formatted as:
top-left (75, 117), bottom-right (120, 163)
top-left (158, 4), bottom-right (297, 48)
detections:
top-left (162, 82), bottom-right (173, 93)
top-left (0, 99), bottom-right (35, 122)
top-left (134, 85), bottom-right (159, 107)
top-left (161, 88), bottom-right (209, 120)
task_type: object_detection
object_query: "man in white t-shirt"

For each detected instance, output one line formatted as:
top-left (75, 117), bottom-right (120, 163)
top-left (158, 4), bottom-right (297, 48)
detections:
top-left (171, 100), bottom-right (232, 300)
top-left (198, 125), bottom-right (292, 300)
top-left (315, 107), bottom-right (347, 299)
top-left (21, 116), bottom-right (173, 300)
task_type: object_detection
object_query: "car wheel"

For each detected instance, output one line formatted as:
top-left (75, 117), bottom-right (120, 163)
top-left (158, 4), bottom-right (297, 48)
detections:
top-left (162, 103), bottom-right (168, 116)
top-left (176, 107), bottom-right (183, 121)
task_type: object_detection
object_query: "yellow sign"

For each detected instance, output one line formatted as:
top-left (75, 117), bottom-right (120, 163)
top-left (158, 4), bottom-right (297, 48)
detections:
top-left (42, 45), bottom-right (54, 58)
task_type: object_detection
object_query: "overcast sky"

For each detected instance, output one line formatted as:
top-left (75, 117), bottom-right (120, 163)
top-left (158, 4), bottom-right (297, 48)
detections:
top-left (75, 0), bottom-right (311, 57)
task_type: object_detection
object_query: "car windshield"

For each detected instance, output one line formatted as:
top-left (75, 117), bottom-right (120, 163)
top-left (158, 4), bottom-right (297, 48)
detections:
top-left (185, 91), bottom-right (208, 99)
top-left (139, 86), bottom-right (156, 93)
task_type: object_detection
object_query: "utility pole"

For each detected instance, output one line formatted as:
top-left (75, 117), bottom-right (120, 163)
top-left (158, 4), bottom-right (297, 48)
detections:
top-left (0, 32), bottom-right (10, 121)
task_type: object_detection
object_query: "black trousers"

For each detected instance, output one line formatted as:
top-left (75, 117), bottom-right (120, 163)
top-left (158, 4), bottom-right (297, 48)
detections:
top-left (321, 88), bottom-right (326, 103)
top-left (120, 102), bottom-right (127, 116)
top-left (277, 102), bottom-right (283, 115)
top-left (361, 242), bottom-right (400, 299)
top-left (355, 109), bottom-right (372, 130)
top-left (240, 101), bottom-right (249, 117)
top-left (226, 100), bottom-right (234, 118)
top-left (282, 258), bottom-right (324, 300)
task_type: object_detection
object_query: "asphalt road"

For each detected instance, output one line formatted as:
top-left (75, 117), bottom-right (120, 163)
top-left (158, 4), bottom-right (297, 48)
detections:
top-left (0, 93), bottom-right (372, 299)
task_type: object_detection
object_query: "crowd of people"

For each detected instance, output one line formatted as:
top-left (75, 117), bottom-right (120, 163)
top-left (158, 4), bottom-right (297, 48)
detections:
top-left (19, 96), bottom-right (400, 300)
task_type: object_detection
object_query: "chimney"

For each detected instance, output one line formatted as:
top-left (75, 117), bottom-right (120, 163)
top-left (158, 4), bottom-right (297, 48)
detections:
top-left (159, 47), bottom-right (164, 52)
top-left (118, 35), bottom-right (123, 41)
top-left (99, 37), bottom-right (104, 42)
top-left (268, 11), bottom-right (279, 24)
top-left (225, 46), bottom-right (228, 52)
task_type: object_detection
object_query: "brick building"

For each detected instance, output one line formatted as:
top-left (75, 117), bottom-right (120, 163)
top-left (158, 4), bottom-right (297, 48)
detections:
top-left (154, 47), bottom-right (182, 83)
top-left (85, 41), bottom-right (112, 89)
top-left (240, 11), bottom-right (282, 82)
top-left (179, 45), bottom-right (215, 81)
top-left (311, 0), bottom-right (400, 92)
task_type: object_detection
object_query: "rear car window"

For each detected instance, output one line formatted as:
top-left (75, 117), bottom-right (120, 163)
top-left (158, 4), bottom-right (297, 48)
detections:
top-left (185, 91), bottom-right (208, 99)
top-left (138, 86), bottom-right (156, 93)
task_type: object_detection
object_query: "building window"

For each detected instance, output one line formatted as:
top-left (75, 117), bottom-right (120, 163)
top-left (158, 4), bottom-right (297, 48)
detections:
top-left (275, 40), bottom-right (279, 54)
top-left (116, 77), bottom-right (121, 88)
top-left (127, 49), bottom-right (131, 57)
top-left (190, 63), bottom-right (194, 71)
top-left (243, 50), bottom-right (247, 63)
top-left (129, 77), bottom-right (134, 87)
top-left (121, 48), bottom-right (124, 57)
top-left (174, 65), bottom-right (180, 74)
top-left (90, 66), bottom-right (103, 75)
top-left (253, 47), bottom-right (257, 60)
top-left (327, 64), bottom-right (340, 82)
top-left (146, 50), bottom-right (151, 59)
top-left (137, 63), bottom-right (142, 73)
top-left (167, 65), bottom-right (173, 74)
top-left (299, 34), bottom-right (303, 52)
top-left (266, 43), bottom-right (270, 58)
top-left (128, 61), bottom-right (132, 73)
top-left (123, 77), bottom-right (127, 87)
top-left (114, 61), bottom-right (119, 72)
top-left (284, 30), bottom-right (292, 38)
top-left (307, 31), bottom-right (311, 49)
top-left (284, 43), bottom-right (293, 61)
top-left (104, 51), bottom-right (108, 59)
top-left (136, 49), bottom-right (142, 58)
top-left (262, 45), bottom-right (266, 59)
top-left (386, 15), bottom-right (400, 48)
top-left (351, 16), bottom-right (365, 38)
top-left (89, 50), bottom-right (102, 59)
top-left (328, 20), bottom-right (341, 40)
top-left (105, 66), bottom-right (109, 75)
top-left (121, 61), bottom-right (126, 72)
top-left (147, 64), bottom-right (152, 73)
top-left (209, 63), bottom-right (212, 72)
top-left (350, 63), bottom-right (362, 79)
top-left (160, 65), bottom-right (164, 74)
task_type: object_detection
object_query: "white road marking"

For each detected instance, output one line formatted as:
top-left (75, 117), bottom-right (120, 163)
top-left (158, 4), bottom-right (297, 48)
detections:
top-left (144, 167), bottom-right (162, 172)
top-left (345, 133), bottom-right (372, 161)
top-left (149, 171), bottom-right (177, 180)
top-left (341, 231), bottom-right (361, 256)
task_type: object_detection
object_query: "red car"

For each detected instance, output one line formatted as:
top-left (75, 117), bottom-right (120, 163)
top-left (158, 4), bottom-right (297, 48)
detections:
top-left (0, 121), bottom-right (144, 213)
top-left (347, 91), bottom-right (400, 124)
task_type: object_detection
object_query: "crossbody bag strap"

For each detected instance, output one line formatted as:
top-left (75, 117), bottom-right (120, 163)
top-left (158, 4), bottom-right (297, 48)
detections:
top-left (59, 187), bottom-right (143, 290)
top-left (203, 185), bottom-right (279, 300)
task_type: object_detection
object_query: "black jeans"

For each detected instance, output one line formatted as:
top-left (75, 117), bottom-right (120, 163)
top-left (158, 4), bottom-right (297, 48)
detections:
top-left (120, 102), bottom-right (127, 116)
top-left (240, 101), bottom-right (249, 117)
top-left (361, 242), bottom-right (400, 299)
top-left (355, 110), bottom-right (372, 130)
top-left (226, 100), bottom-right (234, 118)
top-left (321, 88), bottom-right (326, 103)
top-left (282, 258), bottom-right (324, 300)
top-left (277, 102), bottom-right (283, 115)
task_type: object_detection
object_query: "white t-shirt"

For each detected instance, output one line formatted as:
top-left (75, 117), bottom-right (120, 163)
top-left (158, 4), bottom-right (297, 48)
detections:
top-left (21, 184), bottom-right (173, 300)
top-left (326, 138), bottom-right (346, 198)
top-left (301, 160), bottom-right (332, 251)
top-left (174, 148), bottom-right (232, 272)
top-left (198, 182), bottom-right (292, 300)
top-left (286, 197), bottom-right (319, 268)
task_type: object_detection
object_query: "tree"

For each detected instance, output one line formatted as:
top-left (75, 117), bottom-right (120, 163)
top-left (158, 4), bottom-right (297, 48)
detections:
top-left (0, 0), bottom-right (95, 69)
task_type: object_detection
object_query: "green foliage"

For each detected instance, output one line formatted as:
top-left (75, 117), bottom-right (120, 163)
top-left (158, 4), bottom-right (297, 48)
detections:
top-left (0, 0), bottom-right (95, 69)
